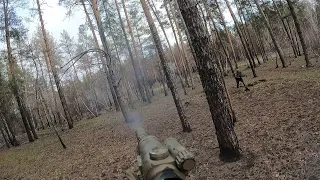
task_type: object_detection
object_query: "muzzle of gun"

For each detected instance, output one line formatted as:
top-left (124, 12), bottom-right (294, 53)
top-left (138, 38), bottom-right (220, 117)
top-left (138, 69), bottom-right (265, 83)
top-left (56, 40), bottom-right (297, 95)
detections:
top-left (127, 127), bottom-right (195, 180)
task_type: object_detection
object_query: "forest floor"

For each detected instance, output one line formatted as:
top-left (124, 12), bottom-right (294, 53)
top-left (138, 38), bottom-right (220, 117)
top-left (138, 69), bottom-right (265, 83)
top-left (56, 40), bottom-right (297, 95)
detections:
top-left (0, 56), bottom-right (320, 180)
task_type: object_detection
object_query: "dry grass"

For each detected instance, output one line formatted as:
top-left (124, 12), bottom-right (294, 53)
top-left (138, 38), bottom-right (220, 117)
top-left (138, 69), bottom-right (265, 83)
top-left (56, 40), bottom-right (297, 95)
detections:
top-left (0, 57), bottom-right (320, 179)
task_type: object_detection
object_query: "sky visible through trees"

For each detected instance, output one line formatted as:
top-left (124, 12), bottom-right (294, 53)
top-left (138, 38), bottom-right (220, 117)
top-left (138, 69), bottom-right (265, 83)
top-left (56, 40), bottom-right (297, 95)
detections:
top-left (15, 0), bottom-right (234, 44)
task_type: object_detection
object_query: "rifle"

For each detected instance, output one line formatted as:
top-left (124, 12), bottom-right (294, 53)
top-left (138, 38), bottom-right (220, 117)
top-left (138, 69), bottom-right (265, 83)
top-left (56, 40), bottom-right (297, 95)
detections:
top-left (126, 128), bottom-right (195, 180)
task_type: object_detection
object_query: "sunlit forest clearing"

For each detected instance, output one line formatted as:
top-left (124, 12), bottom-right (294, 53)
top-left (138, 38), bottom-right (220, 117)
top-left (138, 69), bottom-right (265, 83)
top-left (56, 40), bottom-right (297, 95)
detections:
top-left (1, 0), bottom-right (320, 179)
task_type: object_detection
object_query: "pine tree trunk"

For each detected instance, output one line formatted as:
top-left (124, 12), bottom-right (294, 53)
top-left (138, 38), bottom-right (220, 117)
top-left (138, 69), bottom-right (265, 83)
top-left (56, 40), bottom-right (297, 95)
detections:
top-left (252, 25), bottom-right (269, 62)
top-left (136, 27), bottom-right (161, 96)
top-left (35, 106), bottom-right (45, 130)
top-left (36, 0), bottom-right (73, 129)
top-left (164, 2), bottom-right (189, 89)
top-left (33, 93), bottom-right (43, 129)
top-left (113, 0), bottom-right (148, 103)
top-left (106, 26), bottom-right (133, 109)
top-left (272, 0), bottom-right (298, 58)
top-left (215, 0), bottom-right (238, 69)
top-left (91, 0), bottom-right (131, 123)
top-left (0, 117), bottom-right (10, 148)
top-left (87, 63), bottom-right (99, 116)
top-left (168, 1), bottom-right (190, 86)
top-left (39, 94), bottom-right (51, 128)
top-left (293, 25), bottom-right (302, 56)
top-left (202, 1), bottom-right (235, 75)
top-left (225, 0), bottom-right (257, 77)
top-left (279, 0), bottom-right (301, 56)
top-left (81, 0), bottom-right (120, 111)
top-left (0, 121), bottom-right (10, 148)
top-left (37, 56), bottom-right (56, 124)
top-left (287, 19), bottom-right (302, 56)
top-left (244, 6), bottom-right (269, 62)
top-left (169, 1), bottom-right (194, 89)
top-left (1, 116), bottom-right (12, 145)
top-left (235, 3), bottom-right (259, 68)
top-left (120, 0), bottom-right (152, 102)
top-left (17, 42), bottom-right (39, 138)
top-left (31, 109), bottom-right (39, 130)
top-left (177, 0), bottom-right (241, 161)
top-left (173, 0), bottom-right (198, 72)
top-left (44, 55), bottom-right (61, 124)
top-left (253, 0), bottom-right (287, 68)
top-left (65, 42), bottom-right (84, 118)
top-left (286, 0), bottom-right (311, 67)
top-left (0, 125), bottom-right (10, 148)
top-left (71, 64), bottom-right (83, 118)
top-left (26, 106), bottom-right (38, 139)
top-left (3, 0), bottom-right (34, 142)
top-left (244, 22), bottom-right (261, 66)
top-left (157, 60), bottom-right (168, 96)
top-left (148, 0), bottom-right (187, 95)
top-left (140, 0), bottom-right (192, 132)
top-left (1, 113), bottom-right (19, 146)
top-left (241, 15), bottom-right (262, 66)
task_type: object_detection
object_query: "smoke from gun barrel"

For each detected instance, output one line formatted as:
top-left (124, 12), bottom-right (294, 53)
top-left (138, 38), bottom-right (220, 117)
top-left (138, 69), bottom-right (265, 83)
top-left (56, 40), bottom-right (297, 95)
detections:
top-left (127, 111), bottom-right (143, 130)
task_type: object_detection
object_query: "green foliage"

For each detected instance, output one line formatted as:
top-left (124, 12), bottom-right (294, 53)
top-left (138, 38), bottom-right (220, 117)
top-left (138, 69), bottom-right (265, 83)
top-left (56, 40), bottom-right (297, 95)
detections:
top-left (0, 57), bottom-right (12, 110)
top-left (0, 1), bottom-right (27, 42)
top-left (60, 30), bottom-right (76, 57)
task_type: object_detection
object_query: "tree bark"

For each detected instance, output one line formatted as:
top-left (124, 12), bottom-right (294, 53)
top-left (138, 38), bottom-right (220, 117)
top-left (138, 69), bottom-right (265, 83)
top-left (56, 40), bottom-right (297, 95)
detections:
top-left (286, 0), bottom-right (311, 67)
top-left (164, 2), bottom-right (189, 88)
top-left (173, 0), bottom-right (198, 74)
top-left (140, 0), bottom-right (192, 132)
top-left (63, 38), bottom-right (86, 118)
top-left (0, 116), bottom-right (11, 148)
top-left (113, 0), bottom-right (148, 103)
top-left (214, 0), bottom-right (239, 69)
top-left (252, 24), bottom-right (269, 62)
top-left (202, 1), bottom-right (235, 75)
top-left (0, 125), bottom-right (10, 148)
top-left (120, 0), bottom-right (152, 102)
top-left (272, 0), bottom-right (298, 58)
top-left (81, 0), bottom-right (120, 111)
top-left (3, 0), bottom-right (35, 142)
top-left (253, 0), bottom-right (287, 68)
top-left (36, 0), bottom-right (73, 129)
top-left (70, 62), bottom-right (83, 118)
top-left (37, 56), bottom-right (56, 124)
top-left (39, 51), bottom-right (61, 124)
top-left (177, 0), bottom-right (241, 161)
top-left (244, 6), bottom-right (270, 62)
top-left (1, 116), bottom-right (12, 144)
top-left (26, 110), bottom-right (38, 139)
top-left (31, 56), bottom-right (47, 127)
top-left (1, 113), bottom-right (19, 146)
top-left (243, 20), bottom-right (261, 66)
top-left (169, 1), bottom-right (194, 89)
top-left (91, 0), bottom-right (131, 123)
top-left (148, 0), bottom-right (187, 95)
top-left (225, 0), bottom-right (257, 77)
top-left (235, 2), bottom-right (259, 68)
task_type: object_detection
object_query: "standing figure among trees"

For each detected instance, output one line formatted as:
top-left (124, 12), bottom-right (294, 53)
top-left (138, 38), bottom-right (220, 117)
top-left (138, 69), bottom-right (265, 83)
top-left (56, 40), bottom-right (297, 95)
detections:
top-left (235, 69), bottom-right (250, 91)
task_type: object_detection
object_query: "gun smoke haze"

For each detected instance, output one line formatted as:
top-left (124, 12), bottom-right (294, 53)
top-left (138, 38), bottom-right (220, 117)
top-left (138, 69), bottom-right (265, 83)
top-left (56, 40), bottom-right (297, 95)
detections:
top-left (127, 111), bottom-right (143, 130)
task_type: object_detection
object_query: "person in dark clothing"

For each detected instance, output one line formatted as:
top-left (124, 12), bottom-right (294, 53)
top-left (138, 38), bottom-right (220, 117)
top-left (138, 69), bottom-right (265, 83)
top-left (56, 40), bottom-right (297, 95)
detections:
top-left (235, 69), bottom-right (250, 91)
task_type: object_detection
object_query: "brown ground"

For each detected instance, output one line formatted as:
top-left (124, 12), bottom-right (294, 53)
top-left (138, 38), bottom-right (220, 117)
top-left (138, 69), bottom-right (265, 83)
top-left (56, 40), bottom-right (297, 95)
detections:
top-left (0, 57), bottom-right (320, 180)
